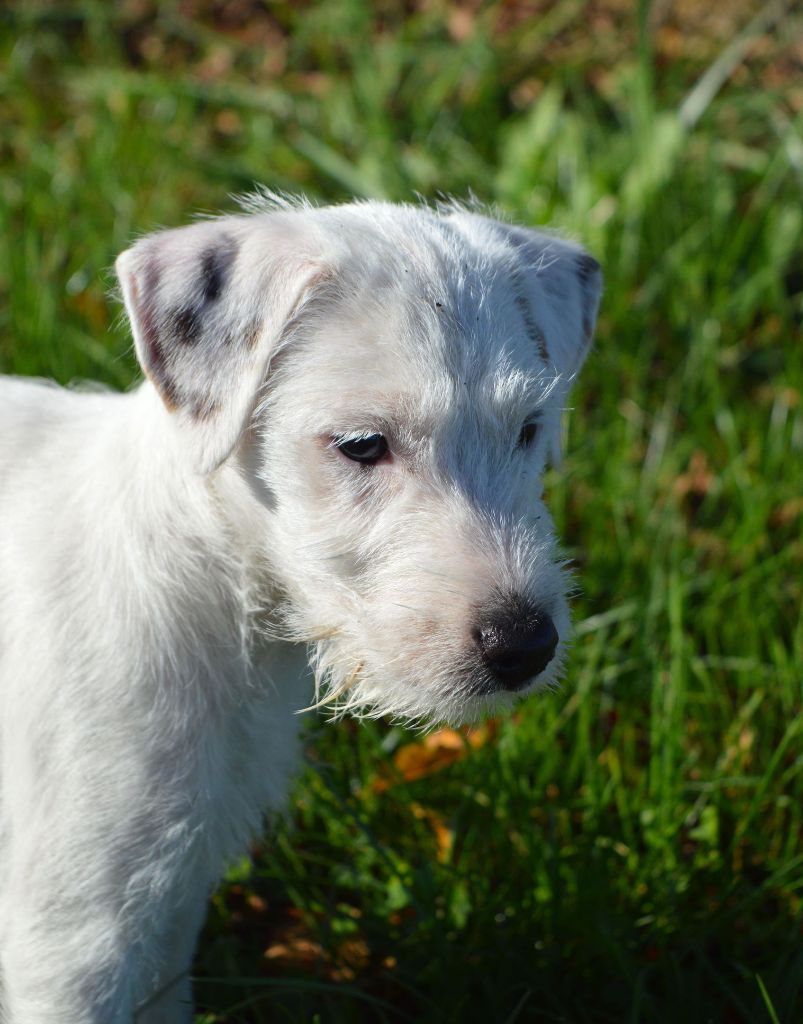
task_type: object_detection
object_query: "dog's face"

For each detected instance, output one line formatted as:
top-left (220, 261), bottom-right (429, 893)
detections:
top-left (117, 200), bottom-right (601, 724)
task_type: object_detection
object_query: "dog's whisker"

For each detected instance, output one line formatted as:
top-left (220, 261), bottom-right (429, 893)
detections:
top-left (297, 661), bottom-right (364, 714)
top-left (389, 601), bottom-right (429, 616)
top-left (304, 626), bottom-right (341, 642)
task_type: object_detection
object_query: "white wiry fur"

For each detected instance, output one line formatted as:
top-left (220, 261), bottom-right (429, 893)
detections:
top-left (0, 196), bottom-right (601, 1022)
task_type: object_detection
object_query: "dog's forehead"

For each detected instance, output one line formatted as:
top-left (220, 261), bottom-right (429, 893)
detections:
top-left (277, 219), bottom-right (553, 427)
top-left (284, 301), bottom-right (541, 440)
top-left (335, 212), bottom-right (537, 373)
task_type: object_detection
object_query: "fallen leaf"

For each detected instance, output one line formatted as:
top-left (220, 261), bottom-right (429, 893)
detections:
top-left (372, 725), bottom-right (490, 791)
top-left (674, 450), bottom-right (715, 499)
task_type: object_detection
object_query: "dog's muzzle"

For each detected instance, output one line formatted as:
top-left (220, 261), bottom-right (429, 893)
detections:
top-left (474, 607), bottom-right (559, 691)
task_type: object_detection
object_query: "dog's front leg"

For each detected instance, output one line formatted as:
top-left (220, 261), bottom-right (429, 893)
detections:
top-left (0, 828), bottom-right (209, 1024)
top-left (0, 715), bottom-right (217, 1024)
top-left (0, 918), bottom-right (138, 1024)
top-left (130, 894), bottom-right (211, 1024)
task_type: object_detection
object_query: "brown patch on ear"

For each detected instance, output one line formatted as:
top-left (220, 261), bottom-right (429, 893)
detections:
top-left (141, 332), bottom-right (181, 412)
top-left (142, 332), bottom-right (180, 411)
top-left (130, 263), bottom-right (181, 413)
top-left (159, 375), bottom-right (181, 412)
top-left (190, 395), bottom-right (221, 421)
top-left (243, 319), bottom-right (262, 350)
top-left (221, 318), bottom-right (262, 350)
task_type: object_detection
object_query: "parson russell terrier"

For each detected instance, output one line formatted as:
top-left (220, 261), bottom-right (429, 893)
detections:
top-left (0, 196), bottom-right (601, 1022)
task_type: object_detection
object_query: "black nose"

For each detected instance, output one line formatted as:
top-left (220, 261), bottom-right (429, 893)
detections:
top-left (474, 609), bottom-right (559, 691)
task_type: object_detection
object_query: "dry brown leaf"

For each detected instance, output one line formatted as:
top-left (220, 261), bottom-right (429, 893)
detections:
top-left (330, 938), bottom-right (371, 982)
top-left (772, 497), bottom-right (803, 526)
top-left (674, 450), bottom-right (716, 500)
top-left (410, 801), bottom-right (454, 863)
top-left (264, 936), bottom-right (324, 966)
top-left (372, 725), bottom-right (490, 792)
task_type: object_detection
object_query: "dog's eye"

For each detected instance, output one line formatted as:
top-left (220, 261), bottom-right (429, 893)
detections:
top-left (517, 420), bottom-right (540, 449)
top-left (335, 433), bottom-right (388, 464)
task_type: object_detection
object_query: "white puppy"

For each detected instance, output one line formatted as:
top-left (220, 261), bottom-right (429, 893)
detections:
top-left (0, 197), bottom-right (601, 1022)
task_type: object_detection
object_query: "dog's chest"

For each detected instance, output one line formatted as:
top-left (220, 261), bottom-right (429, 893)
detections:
top-left (194, 640), bottom-right (311, 866)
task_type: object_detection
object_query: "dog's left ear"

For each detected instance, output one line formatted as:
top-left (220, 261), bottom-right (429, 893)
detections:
top-left (116, 216), bottom-right (324, 474)
top-left (445, 211), bottom-right (602, 464)
top-left (500, 224), bottom-right (602, 383)
top-left (446, 212), bottom-right (602, 383)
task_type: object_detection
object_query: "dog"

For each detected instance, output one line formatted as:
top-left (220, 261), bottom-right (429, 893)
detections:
top-left (0, 196), bottom-right (601, 1022)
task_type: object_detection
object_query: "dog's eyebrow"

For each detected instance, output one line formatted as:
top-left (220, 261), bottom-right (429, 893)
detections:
top-left (490, 369), bottom-right (560, 420)
top-left (316, 412), bottom-right (405, 441)
top-left (305, 391), bottom-right (432, 447)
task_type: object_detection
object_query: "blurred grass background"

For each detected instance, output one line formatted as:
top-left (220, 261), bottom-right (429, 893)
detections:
top-left (1, 1), bottom-right (802, 1021)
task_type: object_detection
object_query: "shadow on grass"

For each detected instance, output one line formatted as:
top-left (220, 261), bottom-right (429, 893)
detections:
top-left (192, 792), bottom-right (802, 1023)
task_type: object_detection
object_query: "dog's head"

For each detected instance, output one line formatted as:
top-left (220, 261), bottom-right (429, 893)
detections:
top-left (117, 198), bottom-right (601, 724)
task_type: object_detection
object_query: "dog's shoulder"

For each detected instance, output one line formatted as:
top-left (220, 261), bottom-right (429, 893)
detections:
top-left (0, 375), bottom-right (129, 487)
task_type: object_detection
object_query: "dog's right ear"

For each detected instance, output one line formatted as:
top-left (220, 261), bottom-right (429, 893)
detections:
top-left (116, 217), bottom-right (325, 474)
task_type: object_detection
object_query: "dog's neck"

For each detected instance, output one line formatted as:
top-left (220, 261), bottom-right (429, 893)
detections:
top-left (94, 384), bottom-right (281, 695)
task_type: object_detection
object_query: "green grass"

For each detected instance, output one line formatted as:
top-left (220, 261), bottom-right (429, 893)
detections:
top-left (1, 2), bottom-right (801, 1021)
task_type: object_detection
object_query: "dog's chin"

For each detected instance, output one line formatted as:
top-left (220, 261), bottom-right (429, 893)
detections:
top-left (308, 647), bottom-right (564, 728)
top-left (447, 663), bottom-right (563, 723)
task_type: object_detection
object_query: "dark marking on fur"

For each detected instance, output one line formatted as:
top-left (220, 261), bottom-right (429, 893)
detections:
top-left (576, 254), bottom-right (600, 341)
top-left (199, 236), bottom-right (238, 304)
top-left (243, 319), bottom-right (262, 350)
top-left (141, 325), bottom-right (180, 411)
top-left (190, 394), bottom-right (221, 421)
top-left (576, 253), bottom-right (600, 284)
top-left (222, 319), bottom-right (261, 349)
top-left (200, 250), bottom-right (225, 303)
top-left (144, 260), bottom-right (161, 297)
top-left (129, 236), bottom-right (247, 416)
top-left (166, 305), bottom-right (203, 347)
top-left (142, 330), bottom-right (180, 411)
top-left (511, 270), bottom-right (549, 362)
top-left (159, 236), bottom-right (240, 348)
top-left (131, 263), bottom-right (180, 412)
top-left (160, 375), bottom-right (182, 412)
